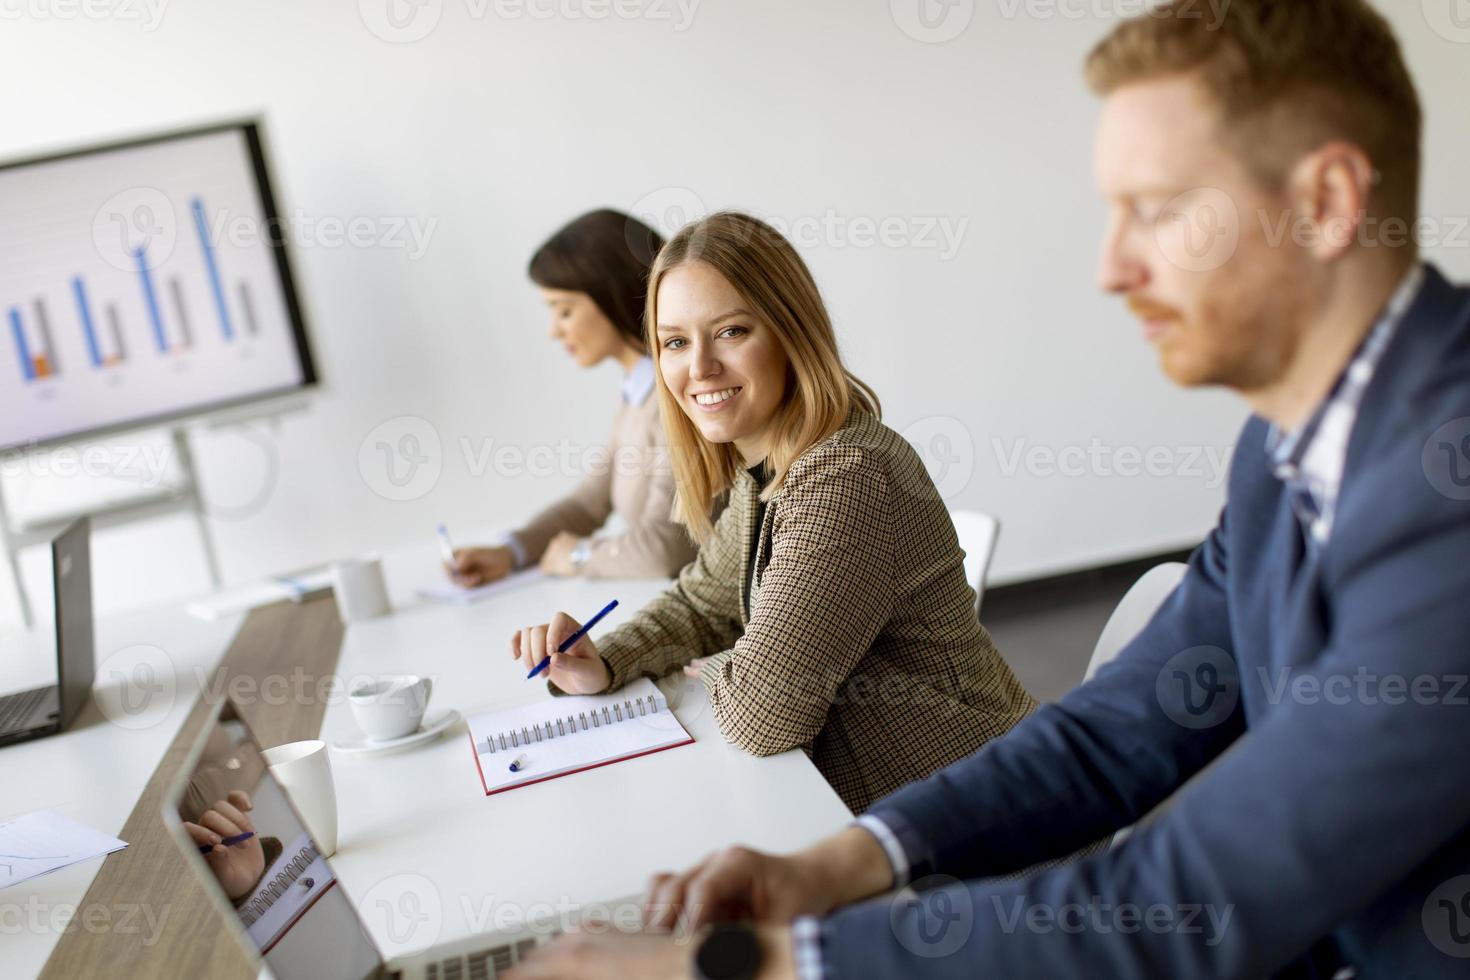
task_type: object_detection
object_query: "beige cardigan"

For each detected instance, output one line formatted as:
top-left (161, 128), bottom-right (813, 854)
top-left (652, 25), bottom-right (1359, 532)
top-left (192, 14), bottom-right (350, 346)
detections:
top-left (510, 390), bottom-right (697, 579)
top-left (589, 407), bottom-right (1038, 813)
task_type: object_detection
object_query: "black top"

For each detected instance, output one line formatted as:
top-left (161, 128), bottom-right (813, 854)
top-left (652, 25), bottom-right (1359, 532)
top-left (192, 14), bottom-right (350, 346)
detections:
top-left (744, 461), bottom-right (770, 618)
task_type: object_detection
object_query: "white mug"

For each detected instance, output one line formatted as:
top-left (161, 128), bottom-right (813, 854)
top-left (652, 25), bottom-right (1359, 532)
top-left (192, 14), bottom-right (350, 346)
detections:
top-left (348, 674), bottom-right (433, 742)
top-left (332, 557), bottom-right (391, 623)
top-left (261, 739), bottom-right (338, 857)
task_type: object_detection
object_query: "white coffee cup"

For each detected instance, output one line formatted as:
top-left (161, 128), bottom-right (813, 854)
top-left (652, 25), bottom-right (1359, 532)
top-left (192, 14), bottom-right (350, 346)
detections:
top-left (332, 557), bottom-right (391, 623)
top-left (348, 674), bottom-right (434, 742)
top-left (261, 739), bottom-right (338, 857)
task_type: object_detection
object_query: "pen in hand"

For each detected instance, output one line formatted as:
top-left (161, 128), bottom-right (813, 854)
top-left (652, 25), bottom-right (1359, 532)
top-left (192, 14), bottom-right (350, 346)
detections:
top-left (527, 599), bottom-right (619, 679)
top-left (199, 831), bottom-right (256, 854)
top-left (436, 523), bottom-right (456, 570)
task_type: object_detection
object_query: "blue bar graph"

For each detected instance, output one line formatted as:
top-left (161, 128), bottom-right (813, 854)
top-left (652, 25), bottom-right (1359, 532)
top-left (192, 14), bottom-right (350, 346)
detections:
top-left (72, 276), bottom-right (102, 368)
top-left (191, 197), bottom-right (234, 341)
top-left (134, 245), bottom-right (168, 353)
top-left (9, 308), bottom-right (35, 382)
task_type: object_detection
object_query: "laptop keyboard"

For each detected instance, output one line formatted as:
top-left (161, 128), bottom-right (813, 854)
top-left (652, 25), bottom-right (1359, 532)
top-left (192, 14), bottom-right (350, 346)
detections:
top-left (426, 935), bottom-right (551, 979)
top-left (0, 687), bottom-right (48, 732)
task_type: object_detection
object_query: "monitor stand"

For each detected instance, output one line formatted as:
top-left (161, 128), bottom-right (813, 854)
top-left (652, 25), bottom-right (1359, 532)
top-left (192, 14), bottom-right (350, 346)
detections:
top-left (0, 426), bottom-right (220, 629)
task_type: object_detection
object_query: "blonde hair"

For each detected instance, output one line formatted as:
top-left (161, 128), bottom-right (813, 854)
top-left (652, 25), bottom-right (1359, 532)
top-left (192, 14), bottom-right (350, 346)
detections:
top-left (1085, 0), bottom-right (1422, 233)
top-left (646, 211), bottom-right (881, 541)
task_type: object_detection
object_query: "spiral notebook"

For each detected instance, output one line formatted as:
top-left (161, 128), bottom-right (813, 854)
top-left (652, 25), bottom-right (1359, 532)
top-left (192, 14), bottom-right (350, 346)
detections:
top-left (466, 679), bottom-right (694, 795)
top-left (238, 832), bottom-right (336, 954)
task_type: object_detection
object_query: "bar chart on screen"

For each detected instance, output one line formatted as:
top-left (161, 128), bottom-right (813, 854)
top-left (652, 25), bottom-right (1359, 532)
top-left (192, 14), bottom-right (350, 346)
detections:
top-left (0, 124), bottom-right (315, 451)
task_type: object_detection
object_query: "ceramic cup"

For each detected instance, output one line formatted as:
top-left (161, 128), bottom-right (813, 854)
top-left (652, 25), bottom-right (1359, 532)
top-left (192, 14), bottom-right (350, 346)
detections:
top-left (348, 674), bottom-right (433, 742)
top-left (332, 557), bottom-right (391, 623)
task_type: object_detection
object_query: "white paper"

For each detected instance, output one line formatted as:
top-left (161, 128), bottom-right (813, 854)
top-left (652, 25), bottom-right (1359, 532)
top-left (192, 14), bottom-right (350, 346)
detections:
top-left (186, 568), bottom-right (335, 621)
top-left (416, 568), bottom-right (545, 605)
top-left (0, 810), bottom-right (128, 889)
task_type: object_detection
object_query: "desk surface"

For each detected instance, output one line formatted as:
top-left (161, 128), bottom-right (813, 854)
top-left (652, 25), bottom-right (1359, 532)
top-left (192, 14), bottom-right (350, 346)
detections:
top-left (6, 536), bottom-right (852, 978)
top-left (1, 601), bottom-right (244, 979)
top-left (321, 564), bottom-right (852, 960)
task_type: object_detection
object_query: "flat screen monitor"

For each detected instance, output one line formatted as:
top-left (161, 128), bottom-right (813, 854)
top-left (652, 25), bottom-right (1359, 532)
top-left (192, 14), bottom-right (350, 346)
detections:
top-left (0, 120), bottom-right (317, 452)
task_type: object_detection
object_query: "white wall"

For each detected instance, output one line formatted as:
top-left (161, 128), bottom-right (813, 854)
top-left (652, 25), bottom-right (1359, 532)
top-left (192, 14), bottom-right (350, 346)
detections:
top-left (1, 0), bottom-right (1467, 628)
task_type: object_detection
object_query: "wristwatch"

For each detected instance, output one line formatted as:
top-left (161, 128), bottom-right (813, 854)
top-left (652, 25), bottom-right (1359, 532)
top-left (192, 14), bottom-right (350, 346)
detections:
top-left (570, 539), bottom-right (592, 571)
top-left (693, 923), bottom-right (763, 980)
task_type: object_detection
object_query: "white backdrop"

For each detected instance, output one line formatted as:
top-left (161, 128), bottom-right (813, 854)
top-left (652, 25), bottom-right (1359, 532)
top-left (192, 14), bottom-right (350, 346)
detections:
top-left (1, 0), bottom-right (1467, 628)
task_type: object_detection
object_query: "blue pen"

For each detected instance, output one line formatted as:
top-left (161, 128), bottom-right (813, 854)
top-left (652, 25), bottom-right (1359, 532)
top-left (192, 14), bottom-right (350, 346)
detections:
top-left (199, 831), bottom-right (256, 854)
top-left (527, 599), bottom-right (619, 679)
top-left (509, 754), bottom-right (528, 773)
top-left (436, 523), bottom-right (456, 568)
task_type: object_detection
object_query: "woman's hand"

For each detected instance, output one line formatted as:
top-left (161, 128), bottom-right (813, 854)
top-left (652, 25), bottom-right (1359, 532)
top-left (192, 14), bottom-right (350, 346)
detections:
top-left (447, 546), bottom-right (515, 587)
top-left (184, 790), bottom-right (266, 902)
top-left (540, 532), bottom-right (585, 576)
top-left (511, 611), bottom-right (612, 694)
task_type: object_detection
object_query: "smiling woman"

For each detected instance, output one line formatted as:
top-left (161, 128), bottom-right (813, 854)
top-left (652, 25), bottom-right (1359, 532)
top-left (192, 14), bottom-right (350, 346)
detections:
top-left (510, 212), bottom-right (1037, 812)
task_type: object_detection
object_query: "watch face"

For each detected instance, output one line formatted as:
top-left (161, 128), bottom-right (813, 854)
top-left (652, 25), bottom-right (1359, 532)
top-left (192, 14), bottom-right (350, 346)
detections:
top-left (696, 923), bottom-right (762, 980)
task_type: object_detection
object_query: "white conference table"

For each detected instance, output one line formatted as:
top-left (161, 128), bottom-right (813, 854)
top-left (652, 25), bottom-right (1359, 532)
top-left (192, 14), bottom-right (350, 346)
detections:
top-left (1, 533), bottom-right (853, 976)
top-left (1, 602), bottom-right (243, 979)
top-left (321, 540), bottom-right (853, 962)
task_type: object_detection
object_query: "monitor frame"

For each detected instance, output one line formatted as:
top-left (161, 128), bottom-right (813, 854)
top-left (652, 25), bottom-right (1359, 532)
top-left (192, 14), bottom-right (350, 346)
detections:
top-left (53, 515), bottom-right (94, 730)
top-left (0, 117), bottom-right (320, 454)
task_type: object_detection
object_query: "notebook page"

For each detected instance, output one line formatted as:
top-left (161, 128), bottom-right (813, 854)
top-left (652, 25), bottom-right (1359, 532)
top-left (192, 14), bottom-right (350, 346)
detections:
top-left (417, 568), bottom-right (544, 605)
top-left (467, 679), bottom-right (692, 795)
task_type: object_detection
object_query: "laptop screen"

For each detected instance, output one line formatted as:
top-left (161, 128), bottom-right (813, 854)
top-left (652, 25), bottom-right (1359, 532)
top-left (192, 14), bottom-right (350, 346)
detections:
top-left (53, 516), bottom-right (95, 729)
top-left (168, 704), bottom-right (382, 980)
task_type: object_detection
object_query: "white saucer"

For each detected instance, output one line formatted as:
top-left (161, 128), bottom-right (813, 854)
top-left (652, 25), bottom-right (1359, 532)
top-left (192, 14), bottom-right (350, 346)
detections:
top-left (332, 708), bottom-right (462, 756)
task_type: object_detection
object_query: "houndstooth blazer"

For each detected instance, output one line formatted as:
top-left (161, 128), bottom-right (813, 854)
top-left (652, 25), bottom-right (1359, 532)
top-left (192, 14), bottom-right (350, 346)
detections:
top-left (592, 407), bottom-right (1038, 813)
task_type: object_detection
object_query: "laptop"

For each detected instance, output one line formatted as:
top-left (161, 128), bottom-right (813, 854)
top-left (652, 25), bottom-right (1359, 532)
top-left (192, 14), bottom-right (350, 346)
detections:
top-left (161, 696), bottom-right (651, 980)
top-left (0, 516), bottom-right (95, 747)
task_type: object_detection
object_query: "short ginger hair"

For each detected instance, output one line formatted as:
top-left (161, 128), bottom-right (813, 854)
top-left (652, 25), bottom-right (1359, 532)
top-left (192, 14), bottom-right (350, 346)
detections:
top-left (1085, 0), bottom-right (1423, 230)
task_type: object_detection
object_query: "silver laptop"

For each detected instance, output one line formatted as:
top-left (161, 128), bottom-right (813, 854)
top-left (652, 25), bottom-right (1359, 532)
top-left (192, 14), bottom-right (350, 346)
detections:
top-left (0, 517), bottom-right (94, 747)
top-left (161, 696), bottom-right (649, 979)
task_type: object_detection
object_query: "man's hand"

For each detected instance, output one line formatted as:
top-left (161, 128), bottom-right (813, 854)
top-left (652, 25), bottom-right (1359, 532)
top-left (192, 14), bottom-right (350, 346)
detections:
top-left (644, 828), bottom-right (898, 932)
top-left (506, 926), bottom-right (795, 980)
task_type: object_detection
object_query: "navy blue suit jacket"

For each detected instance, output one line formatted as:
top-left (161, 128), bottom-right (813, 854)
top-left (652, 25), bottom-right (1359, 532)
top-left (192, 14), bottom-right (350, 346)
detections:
top-left (821, 265), bottom-right (1470, 978)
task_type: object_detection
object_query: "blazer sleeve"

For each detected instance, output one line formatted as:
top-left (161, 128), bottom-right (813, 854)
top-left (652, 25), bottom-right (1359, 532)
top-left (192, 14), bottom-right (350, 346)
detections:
top-left (589, 491), bottom-right (747, 690)
top-left (864, 508), bottom-right (1241, 877)
top-left (576, 440), bottom-right (698, 579)
top-left (696, 445), bottom-right (897, 757)
top-left (509, 470), bottom-right (615, 568)
top-left (508, 407), bottom-right (626, 565)
top-left (821, 492), bottom-right (1470, 974)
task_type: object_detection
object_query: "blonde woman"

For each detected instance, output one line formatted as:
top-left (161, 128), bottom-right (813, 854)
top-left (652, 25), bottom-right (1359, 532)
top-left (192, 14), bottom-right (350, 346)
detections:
top-left (511, 212), bottom-right (1035, 812)
top-left (448, 209), bottom-right (698, 582)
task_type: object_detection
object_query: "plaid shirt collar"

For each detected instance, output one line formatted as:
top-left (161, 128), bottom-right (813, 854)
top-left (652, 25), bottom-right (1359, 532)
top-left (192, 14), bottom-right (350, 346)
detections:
top-left (1268, 264), bottom-right (1425, 546)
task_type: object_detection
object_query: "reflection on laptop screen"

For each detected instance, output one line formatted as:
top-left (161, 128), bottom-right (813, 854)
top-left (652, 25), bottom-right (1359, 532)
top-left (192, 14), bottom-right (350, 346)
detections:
top-left (170, 707), bottom-right (381, 980)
